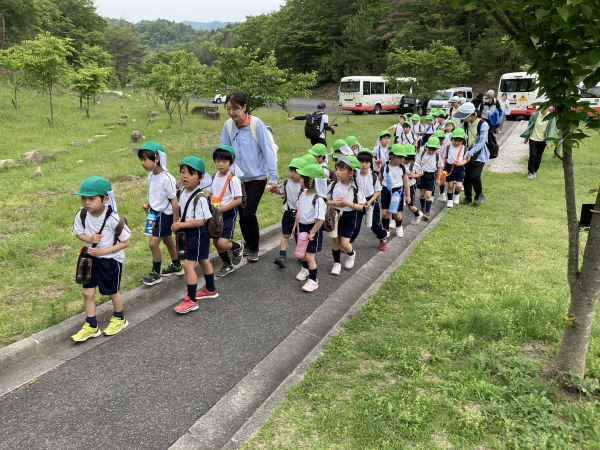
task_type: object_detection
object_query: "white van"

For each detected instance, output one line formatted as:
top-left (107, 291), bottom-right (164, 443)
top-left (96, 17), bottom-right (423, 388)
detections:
top-left (427, 87), bottom-right (473, 113)
top-left (498, 72), bottom-right (541, 118)
top-left (338, 76), bottom-right (409, 115)
top-left (579, 82), bottom-right (600, 117)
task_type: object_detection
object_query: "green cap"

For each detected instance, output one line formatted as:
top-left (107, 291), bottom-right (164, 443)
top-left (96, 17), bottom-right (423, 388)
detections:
top-left (438, 110), bottom-right (446, 117)
top-left (308, 143), bottom-right (327, 157)
top-left (330, 139), bottom-right (348, 152)
top-left (411, 114), bottom-right (420, 121)
top-left (346, 155), bottom-right (361, 171)
top-left (178, 156), bottom-right (206, 174)
top-left (289, 157), bottom-right (307, 170)
top-left (390, 144), bottom-right (407, 157)
top-left (302, 154), bottom-right (317, 165)
top-left (433, 130), bottom-right (445, 138)
top-left (446, 119), bottom-right (457, 128)
top-left (452, 128), bottom-right (466, 139)
top-left (72, 176), bottom-right (112, 197)
top-left (345, 136), bottom-right (358, 147)
top-left (426, 137), bottom-right (440, 148)
top-left (404, 144), bottom-right (416, 156)
top-left (132, 141), bottom-right (165, 156)
top-left (211, 144), bottom-right (236, 159)
top-left (297, 163), bottom-right (326, 180)
top-left (426, 114), bottom-right (434, 120)
top-left (379, 130), bottom-right (391, 139)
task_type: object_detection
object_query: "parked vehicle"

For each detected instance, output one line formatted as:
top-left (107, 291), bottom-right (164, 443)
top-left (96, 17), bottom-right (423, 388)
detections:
top-left (212, 94), bottom-right (226, 104)
top-left (338, 76), bottom-right (409, 115)
top-left (426, 87), bottom-right (473, 113)
top-left (579, 82), bottom-right (600, 117)
top-left (397, 97), bottom-right (425, 114)
top-left (497, 72), bottom-right (541, 118)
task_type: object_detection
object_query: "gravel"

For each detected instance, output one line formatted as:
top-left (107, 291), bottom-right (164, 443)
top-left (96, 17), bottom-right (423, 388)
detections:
top-left (488, 121), bottom-right (528, 173)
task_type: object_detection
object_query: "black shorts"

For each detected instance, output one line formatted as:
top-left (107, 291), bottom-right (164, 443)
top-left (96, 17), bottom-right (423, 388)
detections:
top-left (295, 222), bottom-right (323, 253)
top-left (83, 257), bottom-right (122, 296)
top-left (380, 186), bottom-right (404, 211)
top-left (336, 210), bottom-right (358, 239)
top-left (184, 226), bottom-right (210, 261)
top-left (281, 209), bottom-right (296, 236)
top-left (152, 212), bottom-right (173, 238)
top-left (418, 172), bottom-right (436, 192)
top-left (444, 163), bottom-right (465, 183)
top-left (408, 185), bottom-right (417, 207)
top-left (219, 208), bottom-right (237, 240)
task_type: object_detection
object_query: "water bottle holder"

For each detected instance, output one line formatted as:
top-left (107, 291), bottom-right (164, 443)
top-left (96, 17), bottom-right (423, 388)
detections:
top-left (176, 231), bottom-right (187, 259)
top-left (76, 248), bottom-right (93, 285)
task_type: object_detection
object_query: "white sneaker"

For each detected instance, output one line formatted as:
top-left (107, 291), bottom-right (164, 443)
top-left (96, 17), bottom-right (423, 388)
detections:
top-left (390, 219), bottom-right (396, 228)
top-left (331, 262), bottom-right (342, 275)
top-left (345, 252), bottom-right (356, 269)
top-left (446, 200), bottom-right (454, 208)
top-left (440, 193), bottom-right (447, 202)
top-left (461, 185), bottom-right (464, 191)
top-left (302, 279), bottom-right (318, 292)
top-left (296, 268), bottom-right (309, 281)
top-left (386, 229), bottom-right (390, 238)
top-left (395, 226), bottom-right (404, 237)
top-left (453, 194), bottom-right (460, 204)
top-left (410, 213), bottom-right (422, 225)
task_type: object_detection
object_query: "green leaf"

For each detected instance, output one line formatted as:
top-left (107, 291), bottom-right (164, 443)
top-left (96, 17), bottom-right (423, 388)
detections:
top-left (551, 14), bottom-right (566, 26)
top-left (588, 189), bottom-right (598, 195)
top-left (581, 4), bottom-right (593, 18)
top-left (557, 7), bottom-right (570, 23)
top-left (451, 0), bottom-right (459, 9)
top-left (465, 4), bottom-right (477, 11)
top-left (535, 9), bottom-right (549, 20)
top-left (590, 49), bottom-right (600, 65)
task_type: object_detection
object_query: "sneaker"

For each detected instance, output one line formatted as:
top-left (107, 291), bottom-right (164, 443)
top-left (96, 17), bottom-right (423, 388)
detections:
top-left (422, 212), bottom-right (430, 221)
top-left (473, 193), bottom-right (486, 206)
top-left (461, 185), bottom-right (464, 191)
top-left (453, 194), bottom-right (460, 205)
top-left (302, 279), bottom-right (319, 292)
top-left (140, 271), bottom-right (162, 286)
top-left (379, 240), bottom-right (387, 251)
top-left (390, 219), bottom-right (396, 228)
top-left (71, 323), bottom-right (101, 342)
top-left (340, 247), bottom-right (346, 253)
top-left (331, 263), bottom-right (342, 275)
top-left (274, 255), bottom-right (286, 268)
top-left (386, 229), bottom-right (390, 238)
top-left (411, 213), bottom-right (422, 225)
top-left (216, 264), bottom-right (235, 277)
top-left (196, 285), bottom-right (219, 299)
top-left (232, 243), bottom-right (244, 265)
top-left (498, 130), bottom-right (501, 134)
top-left (533, 172), bottom-right (537, 178)
top-left (296, 268), bottom-right (309, 281)
top-left (460, 197), bottom-right (472, 205)
top-left (103, 316), bottom-right (129, 336)
top-left (242, 247), bottom-right (249, 257)
top-left (446, 200), bottom-right (454, 208)
top-left (527, 173), bottom-right (534, 180)
top-left (247, 250), bottom-right (259, 262)
top-left (440, 193), bottom-right (447, 202)
top-left (345, 252), bottom-right (356, 269)
top-left (395, 226), bottom-right (404, 237)
top-left (174, 296), bottom-right (199, 314)
top-left (162, 264), bottom-right (184, 277)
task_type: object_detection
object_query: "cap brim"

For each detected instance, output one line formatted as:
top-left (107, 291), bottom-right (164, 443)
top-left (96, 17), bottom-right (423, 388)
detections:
top-left (451, 111), bottom-right (470, 120)
top-left (209, 146), bottom-right (219, 154)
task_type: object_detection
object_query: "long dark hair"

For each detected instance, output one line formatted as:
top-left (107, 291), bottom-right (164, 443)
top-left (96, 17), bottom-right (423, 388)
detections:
top-left (226, 91), bottom-right (249, 114)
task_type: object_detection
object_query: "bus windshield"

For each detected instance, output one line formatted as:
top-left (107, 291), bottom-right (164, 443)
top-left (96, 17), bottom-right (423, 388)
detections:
top-left (433, 91), bottom-right (451, 100)
top-left (500, 78), bottom-right (536, 93)
top-left (340, 81), bottom-right (360, 93)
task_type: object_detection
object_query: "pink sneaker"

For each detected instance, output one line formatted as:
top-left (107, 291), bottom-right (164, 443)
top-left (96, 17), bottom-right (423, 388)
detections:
top-left (379, 240), bottom-right (387, 251)
top-left (195, 285), bottom-right (219, 299)
top-left (174, 296), bottom-right (199, 314)
top-left (302, 279), bottom-right (318, 292)
top-left (296, 268), bottom-right (309, 281)
top-left (331, 263), bottom-right (342, 275)
top-left (345, 252), bottom-right (356, 269)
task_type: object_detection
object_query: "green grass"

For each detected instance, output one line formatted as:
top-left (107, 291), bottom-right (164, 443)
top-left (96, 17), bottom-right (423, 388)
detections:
top-left (0, 82), bottom-right (395, 347)
top-left (242, 135), bottom-right (600, 449)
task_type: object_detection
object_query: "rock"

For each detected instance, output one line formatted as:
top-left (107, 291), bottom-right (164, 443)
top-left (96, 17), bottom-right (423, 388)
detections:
top-left (0, 159), bottom-right (15, 169)
top-left (93, 135), bottom-right (107, 138)
top-left (148, 119), bottom-right (154, 124)
top-left (88, 139), bottom-right (96, 143)
top-left (127, 95), bottom-right (131, 98)
top-left (134, 99), bottom-right (140, 103)
top-left (52, 149), bottom-right (69, 154)
top-left (21, 150), bottom-right (43, 164)
top-left (151, 111), bottom-right (159, 117)
top-left (122, 114), bottom-right (129, 119)
top-left (41, 152), bottom-right (55, 159)
top-left (131, 130), bottom-right (143, 143)
top-left (30, 167), bottom-right (43, 178)
top-left (132, 119), bottom-right (136, 123)
top-left (116, 120), bottom-right (127, 126)
top-left (205, 110), bottom-right (220, 120)
top-left (105, 126), bottom-right (116, 130)
top-left (76, 160), bottom-right (83, 163)
top-left (158, 130), bottom-right (163, 133)
top-left (71, 141), bottom-right (83, 146)
top-left (142, 104), bottom-right (146, 107)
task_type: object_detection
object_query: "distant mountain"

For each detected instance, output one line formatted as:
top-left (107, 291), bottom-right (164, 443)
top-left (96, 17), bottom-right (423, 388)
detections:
top-left (182, 21), bottom-right (229, 31)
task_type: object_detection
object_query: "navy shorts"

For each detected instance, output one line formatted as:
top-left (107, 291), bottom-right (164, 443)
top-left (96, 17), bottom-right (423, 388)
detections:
top-left (445, 163), bottom-right (465, 183)
top-left (152, 211), bottom-right (173, 238)
top-left (418, 172), bottom-right (436, 192)
top-left (281, 209), bottom-right (296, 236)
top-left (407, 185), bottom-right (417, 207)
top-left (83, 257), bottom-right (122, 296)
top-left (380, 186), bottom-right (404, 212)
top-left (295, 222), bottom-right (323, 253)
top-left (336, 210), bottom-right (358, 239)
top-left (183, 226), bottom-right (210, 261)
top-left (219, 208), bottom-right (238, 240)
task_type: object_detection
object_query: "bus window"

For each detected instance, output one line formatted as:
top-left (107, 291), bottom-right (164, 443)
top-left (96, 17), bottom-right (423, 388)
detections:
top-left (500, 79), bottom-right (519, 92)
top-left (340, 81), bottom-right (360, 93)
top-left (519, 78), bottom-right (535, 92)
top-left (372, 82), bottom-right (384, 95)
top-left (362, 82), bottom-right (370, 95)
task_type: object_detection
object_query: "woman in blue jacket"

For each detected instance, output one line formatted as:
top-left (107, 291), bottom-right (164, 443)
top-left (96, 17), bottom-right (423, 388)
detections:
top-left (520, 107), bottom-right (556, 179)
top-left (220, 91), bottom-right (279, 262)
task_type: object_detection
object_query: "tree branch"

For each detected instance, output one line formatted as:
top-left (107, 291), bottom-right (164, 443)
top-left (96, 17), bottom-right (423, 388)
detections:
top-left (490, 11), bottom-right (518, 37)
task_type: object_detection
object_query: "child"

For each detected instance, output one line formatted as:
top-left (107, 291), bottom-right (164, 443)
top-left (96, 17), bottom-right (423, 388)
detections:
top-left (432, 129), bottom-right (448, 201)
top-left (308, 143), bottom-right (329, 177)
top-left (327, 155), bottom-right (365, 275)
top-left (442, 128), bottom-right (469, 208)
top-left (411, 115), bottom-right (425, 151)
top-left (373, 131), bottom-right (391, 173)
top-left (387, 115), bottom-right (406, 144)
top-left (402, 144), bottom-right (424, 225)
top-left (134, 142), bottom-right (180, 286)
top-left (206, 145), bottom-right (244, 277)
top-left (346, 136), bottom-right (362, 156)
top-left (71, 177), bottom-right (131, 341)
top-left (293, 164), bottom-right (327, 292)
top-left (399, 122), bottom-right (418, 149)
top-left (422, 115), bottom-right (435, 149)
top-left (269, 157), bottom-right (307, 268)
top-left (172, 156), bottom-right (218, 313)
top-left (434, 110), bottom-right (446, 131)
top-left (351, 150), bottom-right (388, 251)
top-left (416, 137), bottom-right (444, 220)
top-left (378, 144), bottom-right (411, 238)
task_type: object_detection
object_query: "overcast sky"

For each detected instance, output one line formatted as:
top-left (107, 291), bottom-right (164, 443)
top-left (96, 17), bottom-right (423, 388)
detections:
top-left (94, 0), bottom-right (285, 23)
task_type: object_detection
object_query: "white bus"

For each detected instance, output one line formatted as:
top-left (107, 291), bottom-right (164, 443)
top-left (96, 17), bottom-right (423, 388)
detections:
top-left (338, 76), bottom-right (407, 115)
top-left (498, 72), bottom-right (541, 118)
top-left (579, 82), bottom-right (600, 117)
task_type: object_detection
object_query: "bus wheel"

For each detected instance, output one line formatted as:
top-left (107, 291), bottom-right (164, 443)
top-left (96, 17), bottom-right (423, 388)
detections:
top-left (353, 111), bottom-right (364, 115)
top-left (507, 114), bottom-right (516, 121)
top-left (374, 104), bottom-right (382, 115)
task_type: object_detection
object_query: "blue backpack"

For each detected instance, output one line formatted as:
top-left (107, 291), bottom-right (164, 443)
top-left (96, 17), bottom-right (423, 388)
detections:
top-left (489, 109), bottom-right (500, 126)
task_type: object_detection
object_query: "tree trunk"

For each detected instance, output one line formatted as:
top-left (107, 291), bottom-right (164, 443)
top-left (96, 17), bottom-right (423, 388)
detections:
top-left (49, 85), bottom-right (54, 126)
top-left (13, 84), bottom-right (18, 111)
top-left (80, 95), bottom-right (83, 110)
top-left (86, 97), bottom-right (90, 118)
top-left (1, 14), bottom-right (5, 51)
top-left (468, 12), bottom-right (472, 51)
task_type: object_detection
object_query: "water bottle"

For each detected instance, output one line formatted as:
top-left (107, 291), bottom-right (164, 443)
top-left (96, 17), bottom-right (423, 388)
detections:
top-left (144, 211), bottom-right (158, 236)
top-left (76, 247), bottom-right (93, 285)
top-left (386, 171), bottom-right (393, 192)
top-left (176, 231), bottom-right (187, 260)
top-left (365, 205), bottom-right (374, 227)
top-left (295, 232), bottom-right (309, 258)
top-left (389, 191), bottom-right (401, 214)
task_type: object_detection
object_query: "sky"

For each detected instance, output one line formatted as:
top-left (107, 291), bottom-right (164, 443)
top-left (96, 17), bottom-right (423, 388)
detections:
top-left (94, 0), bottom-right (285, 23)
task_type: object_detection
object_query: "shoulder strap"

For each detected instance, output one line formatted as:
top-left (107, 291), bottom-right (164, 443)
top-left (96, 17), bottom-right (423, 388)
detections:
top-left (250, 116), bottom-right (259, 145)
top-left (372, 171), bottom-right (377, 188)
top-left (92, 206), bottom-right (113, 248)
top-left (79, 208), bottom-right (87, 229)
top-left (436, 153), bottom-right (440, 164)
top-left (193, 192), bottom-right (206, 213)
top-left (181, 188), bottom-right (201, 222)
top-left (477, 119), bottom-right (483, 135)
top-left (216, 172), bottom-right (233, 203)
top-left (226, 119), bottom-right (233, 140)
top-left (328, 179), bottom-right (338, 198)
top-left (410, 161), bottom-right (414, 172)
top-left (113, 215), bottom-right (126, 246)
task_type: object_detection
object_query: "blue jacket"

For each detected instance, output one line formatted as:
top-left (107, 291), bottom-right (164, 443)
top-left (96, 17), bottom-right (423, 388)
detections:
top-left (466, 119), bottom-right (490, 163)
top-left (220, 116), bottom-right (279, 183)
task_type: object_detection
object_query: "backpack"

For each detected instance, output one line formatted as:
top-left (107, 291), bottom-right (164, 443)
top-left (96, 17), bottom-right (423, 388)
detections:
top-left (304, 111), bottom-right (323, 140)
top-left (177, 189), bottom-right (223, 238)
top-left (225, 116), bottom-right (278, 162)
top-left (79, 208), bottom-right (127, 246)
top-left (463, 120), bottom-right (499, 160)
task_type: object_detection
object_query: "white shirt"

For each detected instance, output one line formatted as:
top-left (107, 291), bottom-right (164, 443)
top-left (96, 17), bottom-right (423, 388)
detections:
top-left (417, 151), bottom-right (444, 173)
top-left (399, 131), bottom-right (417, 145)
top-left (319, 113), bottom-right (329, 139)
top-left (206, 172), bottom-right (242, 207)
top-left (178, 189), bottom-right (212, 222)
top-left (391, 123), bottom-right (403, 138)
top-left (320, 162), bottom-right (330, 177)
top-left (403, 161), bottom-right (422, 187)
top-left (298, 192), bottom-right (326, 225)
top-left (382, 163), bottom-right (405, 189)
top-left (279, 179), bottom-right (302, 211)
top-left (329, 180), bottom-right (366, 212)
top-left (444, 143), bottom-right (466, 165)
top-left (372, 144), bottom-right (389, 169)
top-left (72, 207), bottom-right (132, 263)
top-left (433, 121), bottom-right (445, 131)
top-left (358, 171), bottom-right (382, 198)
top-left (147, 171), bottom-right (177, 215)
top-left (423, 123), bottom-right (435, 136)
top-left (411, 122), bottom-right (424, 134)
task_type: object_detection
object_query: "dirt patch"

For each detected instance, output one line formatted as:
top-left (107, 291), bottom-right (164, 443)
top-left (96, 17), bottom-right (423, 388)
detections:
top-left (427, 302), bottom-right (439, 307)
top-left (31, 241), bottom-right (71, 259)
top-left (357, 360), bottom-right (385, 374)
top-left (432, 432), bottom-right (454, 449)
top-left (463, 402), bottom-right (481, 416)
top-left (425, 374), bottom-right (443, 383)
top-left (3, 286), bottom-right (65, 305)
top-left (420, 350), bottom-right (432, 361)
top-left (0, 232), bottom-right (9, 239)
top-left (518, 340), bottom-right (551, 363)
top-left (118, 173), bottom-right (141, 182)
top-left (416, 387), bottom-right (426, 397)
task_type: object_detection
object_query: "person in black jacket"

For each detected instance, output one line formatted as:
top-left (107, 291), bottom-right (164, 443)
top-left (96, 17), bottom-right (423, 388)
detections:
top-left (479, 90), bottom-right (502, 134)
top-left (287, 102), bottom-right (337, 146)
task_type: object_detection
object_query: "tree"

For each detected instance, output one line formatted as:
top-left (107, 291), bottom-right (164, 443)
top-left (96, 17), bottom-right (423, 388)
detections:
top-left (385, 40), bottom-right (469, 113)
top-left (448, 0), bottom-right (600, 383)
top-left (69, 63), bottom-right (110, 116)
top-left (20, 33), bottom-right (74, 125)
top-left (205, 42), bottom-right (317, 114)
top-left (105, 20), bottom-right (147, 87)
top-left (0, 45), bottom-right (23, 110)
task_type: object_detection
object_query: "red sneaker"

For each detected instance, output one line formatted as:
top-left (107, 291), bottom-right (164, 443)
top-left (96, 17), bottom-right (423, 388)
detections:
top-left (340, 247), bottom-right (346, 253)
top-left (174, 296), bottom-right (198, 314)
top-left (195, 285), bottom-right (219, 299)
top-left (379, 240), bottom-right (387, 251)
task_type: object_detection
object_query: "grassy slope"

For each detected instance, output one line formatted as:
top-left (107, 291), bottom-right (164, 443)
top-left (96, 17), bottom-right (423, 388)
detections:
top-left (243, 136), bottom-right (600, 449)
top-left (0, 83), bottom-right (391, 347)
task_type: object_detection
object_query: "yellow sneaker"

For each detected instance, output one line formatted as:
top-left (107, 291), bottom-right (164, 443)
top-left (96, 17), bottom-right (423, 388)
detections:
top-left (72, 322), bottom-right (101, 342)
top-left (103, 316), bottom-right (129, 336)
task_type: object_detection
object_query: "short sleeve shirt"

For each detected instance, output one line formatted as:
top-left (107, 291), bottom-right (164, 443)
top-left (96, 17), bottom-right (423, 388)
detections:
top-left (148, 171), bottom-right (177, 215)
top-left (417, 152), bottom-right (444, 172)
top-left (358, 171), bottom-right (382, 198)
top-left (178, 190), bottom-right (212, 223)
top-left (298, 192), bottom-right (326, 224)
top-left (445, 144), bottom-right (467, 165)
top-left (403, 161), bottom-right (422, 186)
top-left (330, 181), bottom-right (366, 212)
top-left (206, 173), bottom-right (242, 207)
top-left (382, 163), bottom-right (405, 189)
top-left (400, 131), bottom-right (417, 145)
top-left (279, 179), bottom-right (302, 211)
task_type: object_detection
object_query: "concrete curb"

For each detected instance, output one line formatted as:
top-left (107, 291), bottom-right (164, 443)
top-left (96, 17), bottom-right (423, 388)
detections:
top-left (0, 222), bottom-right (282, 374)
top-left (170, 201), bottom-right (448, 450)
